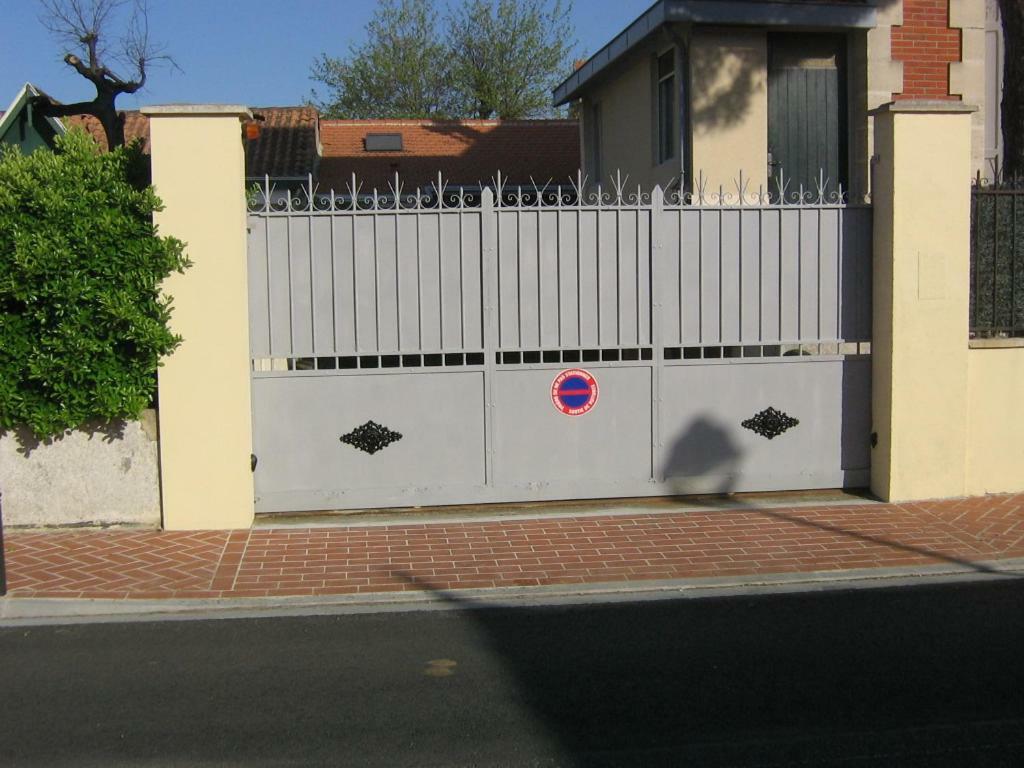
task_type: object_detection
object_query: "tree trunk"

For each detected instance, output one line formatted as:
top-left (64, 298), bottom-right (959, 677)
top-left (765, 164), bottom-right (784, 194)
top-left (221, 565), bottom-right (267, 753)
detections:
top-left (98, 108), bottom-right (126, 150)
top-left (1000, 0), bottom-right (1024, 179)
top-left (34, 90), bottom-right (127, 150)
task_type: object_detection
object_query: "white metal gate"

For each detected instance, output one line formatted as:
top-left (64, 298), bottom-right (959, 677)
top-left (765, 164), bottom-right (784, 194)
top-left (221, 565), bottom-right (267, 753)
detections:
top-left (247, 175), bottom-right (872, 513)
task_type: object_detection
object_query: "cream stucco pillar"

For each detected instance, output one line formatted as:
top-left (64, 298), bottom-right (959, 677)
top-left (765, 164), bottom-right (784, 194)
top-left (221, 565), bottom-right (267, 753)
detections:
top-left (142, 105), bottom-right (255, 530)
top-left (870, 101), bottom-right (975, 502)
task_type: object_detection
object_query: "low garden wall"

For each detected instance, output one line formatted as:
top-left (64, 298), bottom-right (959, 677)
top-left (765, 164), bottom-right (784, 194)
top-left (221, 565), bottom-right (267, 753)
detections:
top-left (0, 411), bottom-right (161, 528)
top-left (966, 343), bottom-right (1024, 495)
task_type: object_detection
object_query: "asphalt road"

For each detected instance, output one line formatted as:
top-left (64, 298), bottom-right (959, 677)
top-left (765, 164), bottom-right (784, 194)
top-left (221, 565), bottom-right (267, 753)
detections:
top-left (2, 578), bottom-right (1024, 767)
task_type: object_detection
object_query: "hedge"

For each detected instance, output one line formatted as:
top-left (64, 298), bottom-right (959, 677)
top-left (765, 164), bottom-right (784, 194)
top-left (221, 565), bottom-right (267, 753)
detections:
top-left (0, 130), bottom-right (189, 439)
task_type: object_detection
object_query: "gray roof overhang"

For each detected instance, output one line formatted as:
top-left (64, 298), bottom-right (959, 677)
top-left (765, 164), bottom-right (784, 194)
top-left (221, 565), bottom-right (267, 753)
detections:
top-left (0, 83), bottom-right (67, 140)
top-left (553, 0), bottom-right (878, 106)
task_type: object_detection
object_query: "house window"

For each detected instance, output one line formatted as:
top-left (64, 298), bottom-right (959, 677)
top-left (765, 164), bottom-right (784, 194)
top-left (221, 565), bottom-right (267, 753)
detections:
top-left (591, 102), bottom-right (602, 184)
top-left (364, 133), bottom-right (403, 151)
top-left (656, 50), bottom-right (675, 164)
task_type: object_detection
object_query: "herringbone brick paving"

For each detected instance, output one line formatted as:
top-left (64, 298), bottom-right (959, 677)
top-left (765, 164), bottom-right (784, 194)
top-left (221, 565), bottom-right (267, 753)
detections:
top-left (4, 494), bottom-right (1023, 599)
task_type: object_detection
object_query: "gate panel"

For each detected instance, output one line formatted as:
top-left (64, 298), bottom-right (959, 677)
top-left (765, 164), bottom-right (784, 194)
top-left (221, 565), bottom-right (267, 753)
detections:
top-left (659, 205), bottom-right (871, 345)
top-left (497, 208), bottom-right (653, 352)
top-left (249, 209), bottom-right (485, 359)
top-left (492, 366), bottom-right (652, 486)
top-left (252, 371), bottom-right (486, 512)
top-left (660, 358), bottom-right (870, 494)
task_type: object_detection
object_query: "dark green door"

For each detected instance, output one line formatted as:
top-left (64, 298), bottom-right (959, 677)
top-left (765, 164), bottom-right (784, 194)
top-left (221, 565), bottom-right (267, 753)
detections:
top-left (768, 34), bottom-right (847, 202)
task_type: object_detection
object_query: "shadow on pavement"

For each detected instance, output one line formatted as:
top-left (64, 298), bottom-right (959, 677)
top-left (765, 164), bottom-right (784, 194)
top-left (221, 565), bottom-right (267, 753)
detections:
top-left (391, 574), bottom-right (1024, 767)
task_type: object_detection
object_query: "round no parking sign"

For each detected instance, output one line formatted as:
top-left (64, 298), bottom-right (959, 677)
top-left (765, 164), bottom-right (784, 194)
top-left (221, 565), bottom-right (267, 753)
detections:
top-left (551, 369), bottom-right (599, 416)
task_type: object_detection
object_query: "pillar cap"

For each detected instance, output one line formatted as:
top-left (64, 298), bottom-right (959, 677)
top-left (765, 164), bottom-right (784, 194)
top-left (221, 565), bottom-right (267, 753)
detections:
top-left (869, 100), bottom-right (977, 116)
top-left (141, 104), bottom-right (253, 119)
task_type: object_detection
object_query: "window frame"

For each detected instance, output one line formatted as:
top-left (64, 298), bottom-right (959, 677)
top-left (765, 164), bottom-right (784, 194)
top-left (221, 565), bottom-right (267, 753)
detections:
top-left (655, 48), bottom-right (676, 166)
top-left (590, 101), bottom-right (603, 184)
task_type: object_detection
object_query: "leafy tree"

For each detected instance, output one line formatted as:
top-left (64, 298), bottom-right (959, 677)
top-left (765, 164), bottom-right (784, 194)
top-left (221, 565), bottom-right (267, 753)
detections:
top-left (34, 0), bottom-right (175, 150)
top-left (311, 0), bottom-right (457, 119)
top-left (0, 131), bottom-right (189, 439)
top-left (311, 0), bottom-right (576, 120)
top-left (448, 0), bottom-right (574, 119)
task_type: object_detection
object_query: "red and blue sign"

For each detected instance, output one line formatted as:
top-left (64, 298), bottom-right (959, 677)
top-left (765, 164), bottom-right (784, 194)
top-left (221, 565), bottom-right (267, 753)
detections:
top-left (551, 368), bottom-right (599, 416)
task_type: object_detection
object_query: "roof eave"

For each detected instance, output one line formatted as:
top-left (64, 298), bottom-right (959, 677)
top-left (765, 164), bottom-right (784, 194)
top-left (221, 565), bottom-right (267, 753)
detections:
top-left (0, 83), bottom-right (67, 141)
top-left (553, 0), bottom-right (879, 106)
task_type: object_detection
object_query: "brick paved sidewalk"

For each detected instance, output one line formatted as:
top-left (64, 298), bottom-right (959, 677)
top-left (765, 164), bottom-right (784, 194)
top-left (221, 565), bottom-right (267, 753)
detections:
top-left (4, 494), bottom-right (1024, 600)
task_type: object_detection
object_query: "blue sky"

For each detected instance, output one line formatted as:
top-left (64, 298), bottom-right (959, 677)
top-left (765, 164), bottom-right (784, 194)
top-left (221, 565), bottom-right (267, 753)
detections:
top-left (1, 0), bottom-right (654, 111)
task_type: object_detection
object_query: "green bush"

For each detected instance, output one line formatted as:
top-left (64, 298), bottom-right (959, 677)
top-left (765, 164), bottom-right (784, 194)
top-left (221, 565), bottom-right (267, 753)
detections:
top-left (0, 130), bottom-right (189, 439)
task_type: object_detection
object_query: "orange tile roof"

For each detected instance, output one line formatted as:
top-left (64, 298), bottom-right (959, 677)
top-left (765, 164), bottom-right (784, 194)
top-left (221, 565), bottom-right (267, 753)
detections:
top-left (318, 119), bottom-right (580, 191)
top-left (66, 111), bottom-right (150, 152)
top-left (246, 106), bottom-right (319, 178)
top-left (56, 110), bottom-right (580, 189)
top-left (65, 106), bottom-right (319, 179)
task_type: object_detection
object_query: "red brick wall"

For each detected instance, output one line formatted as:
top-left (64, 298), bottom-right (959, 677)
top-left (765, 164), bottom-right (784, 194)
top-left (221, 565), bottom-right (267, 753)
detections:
top-left (891, 0), bottom-right (962, 100)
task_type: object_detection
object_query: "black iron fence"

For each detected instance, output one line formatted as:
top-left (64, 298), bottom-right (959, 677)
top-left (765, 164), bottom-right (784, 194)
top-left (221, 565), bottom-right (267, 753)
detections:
top-left (971, 177), bottom-right (1024, 338)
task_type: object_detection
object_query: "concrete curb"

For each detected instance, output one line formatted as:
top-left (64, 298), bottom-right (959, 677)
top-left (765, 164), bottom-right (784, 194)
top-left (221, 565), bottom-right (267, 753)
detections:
top-left (3, 557), bottom-right (1023, 627)
top-left (252, 492), bottom-right (880, 529)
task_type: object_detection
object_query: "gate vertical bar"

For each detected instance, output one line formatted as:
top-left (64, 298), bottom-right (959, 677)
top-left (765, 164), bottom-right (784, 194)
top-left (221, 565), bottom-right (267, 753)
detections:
top-left (351, 209), bottom-right (359, 353)
top-left (439, 204), bottom-right (445, 347)
top-left (738, 191), bottom-right (744, 344)
top-left (797, 205), bottom-right (803, 341)
top-left (636, 204), bottom-right (642, 345)
top-left (264, 210), bottom-right (274, 356)
top-left (836, 205), bottom-right (843, 341)
top-left (460, 206), bottom-right (466, 349)
top-left (372, 211), bottom-right (381, 351)
top-left (286, 216), bottom-right (294, 352)
top-left (537, 206), bottom-right (543, 347)
top-left (816, 206), bottom-right (822, 341)
top-left (395, 202), bottom-right (402, 352)
top-left (556, 193), bottom-right (563, 346)
top-left (416, 210), bottom-right (423, 350)
top-left (1012, 193), bottom-right (1018, 332)
top-left (329, 213), bottom-right (337, 353)
top-left (650, 186), bottom-right (665, 482)
top-left (615, 200), bottom-right (622, 345)
top-left (309, 214), bottom-right (317, 356)
top-left (992, 192), bottom-right (999, 329)
top-left (480, 189), bottom-right (498, 485)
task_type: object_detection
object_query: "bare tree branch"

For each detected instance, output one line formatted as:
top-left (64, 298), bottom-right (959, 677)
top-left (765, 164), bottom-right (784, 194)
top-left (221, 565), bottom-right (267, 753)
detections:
top-left (34, 99), bottom-right (105, 119)
top-left (35, 0), bottom-right (177, 149)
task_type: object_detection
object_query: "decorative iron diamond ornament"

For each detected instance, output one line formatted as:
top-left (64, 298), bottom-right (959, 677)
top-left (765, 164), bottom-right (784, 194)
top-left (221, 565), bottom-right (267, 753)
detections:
top-left (741, 407), bottom-right (799, 440)
top-left (340, 421), bottom-right (403, 455)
